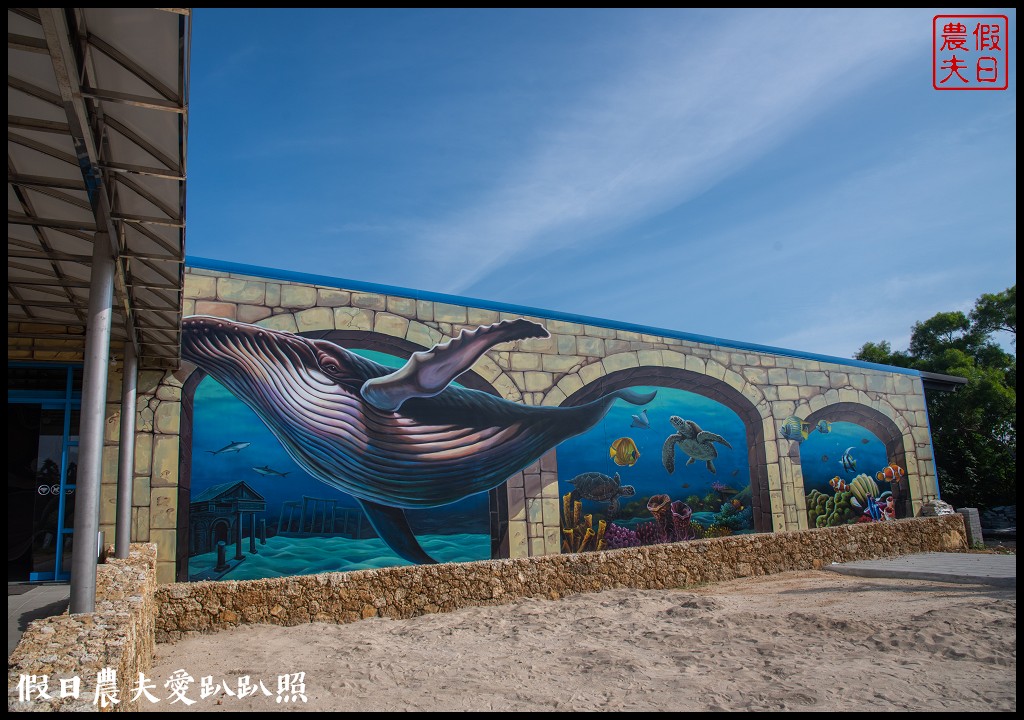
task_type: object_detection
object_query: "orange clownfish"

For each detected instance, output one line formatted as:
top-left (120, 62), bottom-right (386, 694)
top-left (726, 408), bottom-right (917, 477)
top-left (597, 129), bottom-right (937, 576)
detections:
top-left (876, 463), bottom-right (906, 485)
top-left (829, 476), bottom-right (849, 493)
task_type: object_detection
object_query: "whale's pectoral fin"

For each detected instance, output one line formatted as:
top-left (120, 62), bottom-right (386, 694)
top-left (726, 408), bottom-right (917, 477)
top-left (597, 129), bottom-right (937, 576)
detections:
top-left (357, 499), bottom-right (438, 565)
top-left (361, 318), bottom-right (549, 411)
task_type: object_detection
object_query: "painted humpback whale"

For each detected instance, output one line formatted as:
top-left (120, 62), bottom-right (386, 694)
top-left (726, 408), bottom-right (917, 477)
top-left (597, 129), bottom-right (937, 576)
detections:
top-left (182, 315), bottom-right (655, 564)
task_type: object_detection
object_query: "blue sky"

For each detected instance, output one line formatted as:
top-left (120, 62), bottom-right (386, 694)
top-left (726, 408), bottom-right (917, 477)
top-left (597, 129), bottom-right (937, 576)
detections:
top-left (187, 9), bottom-right (1016, 358)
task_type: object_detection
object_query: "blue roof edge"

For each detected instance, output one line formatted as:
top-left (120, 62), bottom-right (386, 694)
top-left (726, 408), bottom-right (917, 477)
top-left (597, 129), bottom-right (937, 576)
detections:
top-left (186, 256), bottom-right (922, 378)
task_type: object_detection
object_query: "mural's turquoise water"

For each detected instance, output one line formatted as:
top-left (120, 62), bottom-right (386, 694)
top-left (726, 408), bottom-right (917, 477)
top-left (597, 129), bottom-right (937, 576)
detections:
top-left (557, 385), bottom-right (754, 542)
top-left (188, 533), bottom-right (490, 579)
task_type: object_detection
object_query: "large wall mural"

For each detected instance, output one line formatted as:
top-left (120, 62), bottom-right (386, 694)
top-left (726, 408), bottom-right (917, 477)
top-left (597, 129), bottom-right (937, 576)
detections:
top-left (184, 315), bottom-right (650, 578)
top-left (173, 268), bottom-right (937, 582)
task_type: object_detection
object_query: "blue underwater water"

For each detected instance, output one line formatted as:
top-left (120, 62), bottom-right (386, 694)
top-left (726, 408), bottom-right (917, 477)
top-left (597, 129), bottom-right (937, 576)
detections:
top-left (190, 348), bottom-right (491, 577)
top-left (187, 533), bottom-right (490, 580)
top-left (556, 385), bottom-right (752, 531)
top-left (798, 422), bottom-right (889, 495)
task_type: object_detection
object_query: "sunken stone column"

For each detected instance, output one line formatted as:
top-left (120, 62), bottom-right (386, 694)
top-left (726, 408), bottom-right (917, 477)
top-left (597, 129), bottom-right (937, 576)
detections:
top-left (235, 511), bottom-right (244, 560)
top-left (250, 514), bottom-right (258, 554)
top-left (215, 541), bottom-right (228, 572)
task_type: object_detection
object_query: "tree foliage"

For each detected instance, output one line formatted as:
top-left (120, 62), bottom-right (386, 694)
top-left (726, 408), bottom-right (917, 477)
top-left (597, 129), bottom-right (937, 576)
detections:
top-left (855, 286), bottom-right (1016, 509)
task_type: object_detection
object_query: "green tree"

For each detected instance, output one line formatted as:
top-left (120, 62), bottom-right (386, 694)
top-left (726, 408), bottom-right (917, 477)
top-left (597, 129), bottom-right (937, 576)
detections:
top-left (855, 286), bottom-right (1016, 509)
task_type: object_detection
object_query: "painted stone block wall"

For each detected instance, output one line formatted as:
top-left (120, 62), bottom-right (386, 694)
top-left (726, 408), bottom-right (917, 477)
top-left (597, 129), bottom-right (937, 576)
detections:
top-left (101, 366), bottom-right (187, 585)
top-left (170, 263), bottom-right (939, 582)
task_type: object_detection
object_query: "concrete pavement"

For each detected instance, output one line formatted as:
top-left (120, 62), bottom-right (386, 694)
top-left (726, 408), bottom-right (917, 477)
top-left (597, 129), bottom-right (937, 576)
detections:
top-left (8, 583), bottom-right (70, 657)
top-left (825, 552), bottom-right (1016, 588)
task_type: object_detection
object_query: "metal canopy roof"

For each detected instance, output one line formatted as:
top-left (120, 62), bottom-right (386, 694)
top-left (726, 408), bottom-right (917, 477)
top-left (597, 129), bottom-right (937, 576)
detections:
top-left (8, 8), bottom-right (189, 369)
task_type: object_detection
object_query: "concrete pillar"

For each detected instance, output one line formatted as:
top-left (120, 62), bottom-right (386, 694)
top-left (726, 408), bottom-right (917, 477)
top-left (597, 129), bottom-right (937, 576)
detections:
top-left (69, 234), bottom-right (115, 615)
top-left (114, 342), bottom-right (137, 559)
top-left (957, 508), bottom-right (984, 547)
top-left (235, 510), bottom-right (244, 560)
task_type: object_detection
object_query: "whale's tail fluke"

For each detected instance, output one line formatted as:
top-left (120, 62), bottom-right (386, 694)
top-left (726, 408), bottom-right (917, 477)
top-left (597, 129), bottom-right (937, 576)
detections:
top-left (608, 388), bottom-right (657, 406)
top-left (563, 388), bottom-right (658, 436)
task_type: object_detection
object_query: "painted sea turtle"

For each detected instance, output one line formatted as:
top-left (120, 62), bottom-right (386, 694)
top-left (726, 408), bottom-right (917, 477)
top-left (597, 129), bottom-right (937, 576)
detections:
top-left (568, 472), bottom-right (636, 517)
top-left (661, 416), bottom-right (733, 475)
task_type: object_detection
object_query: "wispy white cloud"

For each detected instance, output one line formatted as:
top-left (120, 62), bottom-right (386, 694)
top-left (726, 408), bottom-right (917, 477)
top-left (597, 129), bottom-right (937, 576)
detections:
top-left (196, 43), bottom-right (260, 87)
top-left (405, 9), bottom-right (927, 294)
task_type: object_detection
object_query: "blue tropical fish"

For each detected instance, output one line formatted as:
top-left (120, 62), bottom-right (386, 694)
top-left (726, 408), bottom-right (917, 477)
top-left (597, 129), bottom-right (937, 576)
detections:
top-left (780, 416), bottom-right (810, 442)
top-left (816, 420), bottom-right (832, 434)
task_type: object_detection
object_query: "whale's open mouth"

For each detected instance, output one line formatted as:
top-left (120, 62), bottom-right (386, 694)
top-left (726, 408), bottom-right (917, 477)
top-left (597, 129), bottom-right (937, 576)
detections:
top-left (182, 315), bottom-right (353, 437)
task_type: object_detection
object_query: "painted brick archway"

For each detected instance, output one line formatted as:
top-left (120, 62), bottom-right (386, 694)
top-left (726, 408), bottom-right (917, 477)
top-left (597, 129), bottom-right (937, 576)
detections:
top-left (561, 366), bottom-right (773, 533)
top-left (802, 402), bottom-right (914, 519)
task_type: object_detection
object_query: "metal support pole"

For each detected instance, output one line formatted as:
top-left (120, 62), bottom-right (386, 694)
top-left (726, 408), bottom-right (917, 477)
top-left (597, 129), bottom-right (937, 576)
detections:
top-left (69, 234), bottom-right (115, 614)
top-left (114, 342), bottom-right (137, 559)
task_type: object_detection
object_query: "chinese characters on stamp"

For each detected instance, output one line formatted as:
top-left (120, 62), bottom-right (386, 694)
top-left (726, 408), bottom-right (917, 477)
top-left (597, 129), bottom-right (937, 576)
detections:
top-left (934, 15), bottom-right (1009, 90)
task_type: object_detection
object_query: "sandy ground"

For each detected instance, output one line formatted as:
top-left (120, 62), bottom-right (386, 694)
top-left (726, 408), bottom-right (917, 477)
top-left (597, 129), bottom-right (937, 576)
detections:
top-left (143, 571), bottom-right (1016, 712)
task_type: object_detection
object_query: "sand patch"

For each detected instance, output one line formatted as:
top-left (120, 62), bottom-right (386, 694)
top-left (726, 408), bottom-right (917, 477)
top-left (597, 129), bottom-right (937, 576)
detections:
top-left (143, 570), bottom-right (1015, 711)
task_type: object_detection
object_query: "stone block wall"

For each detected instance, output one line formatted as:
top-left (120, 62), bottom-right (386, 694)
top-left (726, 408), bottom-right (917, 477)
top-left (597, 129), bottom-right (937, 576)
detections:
top-left (173, 263), bottom-right (939, 562)
top-left (8, 263), bottom-right (944, 586)
top-left (7, 544), bottom-right (158, 713)
top-left (154, 515), bottom-right (967, 641)
top-left (101, 365), bottom-right (188, 585)
top-left (7, 322), bottom-right (87, 362)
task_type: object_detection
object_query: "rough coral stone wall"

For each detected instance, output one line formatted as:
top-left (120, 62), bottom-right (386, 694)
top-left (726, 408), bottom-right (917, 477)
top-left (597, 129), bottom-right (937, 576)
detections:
top-left (154, 516), bottom-right (967, 642)
top-left (7, 544), bottom-right (158, 713)
top-left (180, 265), bottom-right (939, 552)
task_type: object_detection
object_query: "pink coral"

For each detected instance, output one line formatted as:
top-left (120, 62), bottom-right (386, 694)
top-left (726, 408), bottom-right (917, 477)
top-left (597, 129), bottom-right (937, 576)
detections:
top-left (669, 501), bottom-right (697, 541)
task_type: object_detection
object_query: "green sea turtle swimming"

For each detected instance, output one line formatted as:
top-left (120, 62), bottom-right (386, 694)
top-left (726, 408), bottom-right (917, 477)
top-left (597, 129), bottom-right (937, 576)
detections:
top-left (661, 416), bottom-right (732, 475)
top-left (567, 472), bottom-right (635, 517)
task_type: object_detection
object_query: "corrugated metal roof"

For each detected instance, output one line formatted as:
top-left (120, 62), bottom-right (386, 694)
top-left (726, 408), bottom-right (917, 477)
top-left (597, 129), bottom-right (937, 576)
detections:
top-left (8, 8), bottom-right (189, 369)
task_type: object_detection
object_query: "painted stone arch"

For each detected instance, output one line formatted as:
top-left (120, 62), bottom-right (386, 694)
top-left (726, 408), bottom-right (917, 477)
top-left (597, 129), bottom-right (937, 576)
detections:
top-left (801, 402), bottom-right (914, 518)
top-left (176, 327), bottom-right (514, 580)
top-left (560, 366), bottom-right (773, 533)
